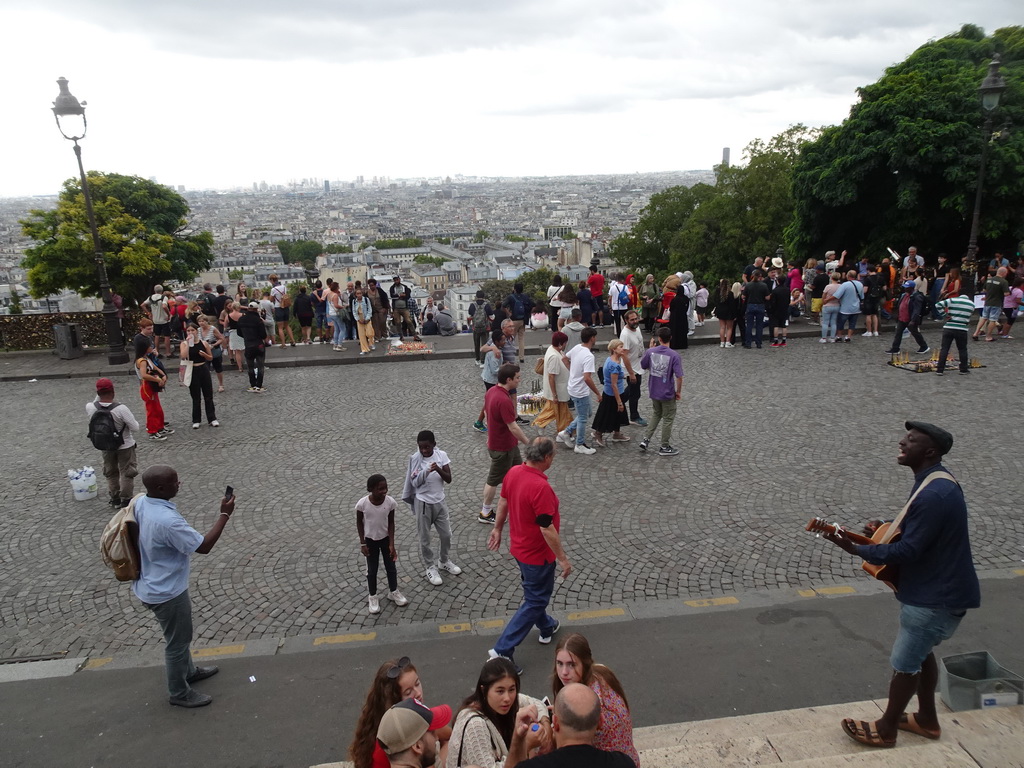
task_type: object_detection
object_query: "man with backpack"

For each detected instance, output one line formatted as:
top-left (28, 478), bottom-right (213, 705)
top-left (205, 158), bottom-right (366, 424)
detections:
top-left (133, 465), bottom-right (236, 708)
top-left (502, 283), bottom-right (534, 363)
top-left (607, 273), bottom-right (630, 335)
top-left (468, 290), bottom-right (494, 366)
top-left (142, 284), bottom-right (173, 358)
top-left (86, 378), bottom-right (140, 508)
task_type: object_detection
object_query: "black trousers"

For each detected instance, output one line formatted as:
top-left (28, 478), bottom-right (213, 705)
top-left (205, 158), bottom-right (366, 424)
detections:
top-left (365, 536), bottom-right (398, 595)
top-left (625, 372), bottom-right (643, 420)
top-left (188, 364), bottom-right (217, 423)
top-left (937, 329), bottom-right (969, 372)
top-left (245, 346), bottom-right (265, 387)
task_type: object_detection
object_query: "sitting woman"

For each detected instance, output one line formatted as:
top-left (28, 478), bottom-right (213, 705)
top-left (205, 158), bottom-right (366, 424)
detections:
top-left (446, 657), bottom-right (550, 768)
top-left (552, 633), bottom-right (639, 766)
top-left (350, 656), bottom-right (451, 768)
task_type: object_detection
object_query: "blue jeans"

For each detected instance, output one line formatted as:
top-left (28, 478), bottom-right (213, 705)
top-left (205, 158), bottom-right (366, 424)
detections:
top-left (744, 304), bottom-right (765, 347)
top-left (930, 278), bottom-right (945, 320)
top-left (144, 589), bottom-right (198, 699)
top-left (566, 394), bottom-right (592, 445)
top-left (493, 560), bottom-right (558, 659)
top-left (821, 305), bottom-right (840, 339)
top-left (332, 316), bottom-right (345, 346)
top-left (890, 603), bottom-right (965, 674)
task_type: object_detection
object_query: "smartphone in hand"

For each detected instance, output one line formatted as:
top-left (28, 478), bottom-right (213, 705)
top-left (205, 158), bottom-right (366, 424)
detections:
top-left (225, 485), bottom-right (234, 500)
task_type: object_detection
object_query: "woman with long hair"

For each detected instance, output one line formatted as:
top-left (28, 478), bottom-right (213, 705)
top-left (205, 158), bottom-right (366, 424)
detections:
top-left (939, 266), bottom-right (961, 299)
top-left (179, 323), bottom-right (219, 429)
top-left (551, 633), bottom-right (639, 766)
top-left (546, 274), bottom-right (565, 330)
top-left (134, 335), bottom-right (169, 439)
top-left (802, 258), bottom-right (818, 324)
top-left (555, 282), bottom-right (577, 330)
top-left (349, 656), bottom-right (451, 768)
top-left (221, 299), bottom-right (246, 373)
top-left (197, 314), bottom-right (226, 392)
top-left (446, 657), bottom-right (549, 768)
top-left (715, 279), bottom-right (738, 348)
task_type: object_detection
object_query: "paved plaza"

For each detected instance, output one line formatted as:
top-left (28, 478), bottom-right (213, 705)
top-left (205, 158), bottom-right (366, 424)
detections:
top-left (1, 330), bottom-right (1022, 662)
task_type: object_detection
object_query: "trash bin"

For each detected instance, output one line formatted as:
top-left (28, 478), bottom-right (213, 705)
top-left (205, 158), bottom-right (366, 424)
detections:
top-left (54, 323), bottom-right (85, 359)
top-left (939, 651), bottom-right (1024, 711)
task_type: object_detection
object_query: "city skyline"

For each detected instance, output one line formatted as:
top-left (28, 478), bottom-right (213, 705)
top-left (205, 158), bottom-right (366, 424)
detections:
top-left (0, 1), bottom-right (1017, 198)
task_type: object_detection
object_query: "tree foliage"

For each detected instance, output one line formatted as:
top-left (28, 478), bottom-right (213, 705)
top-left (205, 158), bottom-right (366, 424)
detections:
top-left (414, 254), bottom-right (445, 267)
top-left (788, 25), bottom-right (1024, 260)
top-left (20, 173), bottom-right (213, 304)
top-left (369, 237), bottom-right (424, 250)
top-left (276, 239), bottom-right (323, 269)
top-left (324, 243), bottom-right (353, 254)
top-left (610, 125), bottom-right (815, 285)
top-left (480, 267), bottom-right (558, 310)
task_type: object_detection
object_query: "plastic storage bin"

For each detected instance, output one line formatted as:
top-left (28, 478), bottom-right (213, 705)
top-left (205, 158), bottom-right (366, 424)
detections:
top-left (939, 651), bottom-right (1024, 711)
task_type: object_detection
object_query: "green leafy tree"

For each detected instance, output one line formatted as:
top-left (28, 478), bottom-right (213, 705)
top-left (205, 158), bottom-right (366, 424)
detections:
top-left (414, 254), bottom-right (445, 267)
top-left (371, 237), bottom-right (424, 249)
top-left (228, 269), bottom-right (244, 281)
top-left (276, 239), bottom-right (323, 270)
top-left (481, 267), bottom-right (557, 311)
top-left (788, 24), bottom-right (1024, 260)
top-left (435, 237), bottom-right (452, 245)
top-left (20, 173), bottom-right (213, 304)
top-left (324, 243), bottom-right (353, 254)
top-left (8, 289), bottom-right (23, 315)
top-left (473, 230), bottom-right (491, 243)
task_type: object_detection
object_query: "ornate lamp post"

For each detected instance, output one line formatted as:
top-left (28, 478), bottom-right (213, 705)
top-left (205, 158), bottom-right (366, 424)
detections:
top-left (963, 56), bottom-right (1007, 295)
top-left (51, 77), bottom-right (129, 365)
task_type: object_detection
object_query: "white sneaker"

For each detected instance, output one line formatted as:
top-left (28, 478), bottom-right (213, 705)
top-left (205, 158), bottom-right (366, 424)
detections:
top-left (819, 338), bottom-right (827, 344)
top-left (388, 590), bottom-right (409, 606)
top-left (719, 342), bottom-right (725, 348)
top-left (440, 560), bottom-right (462, 575)
top-left (724, 342), bottom-right (734, 348)
top-left (192, 423), bottom-right (200, 429)
top-left (368, 594), bottom-right (381, 614)
top-left (574, 443), bottom-right (596, 455)
top-left (556, 430), bottom-right (573, 447)
top-left (873, 332), bottom-right (880, 337)
top-left (862, 331), bottom-right (873, 337)
top-left (426, 566), bottom-right (442, 586)
top-left (209, 420), bottom-right (220, 427)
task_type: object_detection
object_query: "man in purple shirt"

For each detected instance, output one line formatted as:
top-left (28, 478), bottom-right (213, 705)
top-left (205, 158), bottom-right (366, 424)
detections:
top-left (638, 327), bottom-right (684, 456)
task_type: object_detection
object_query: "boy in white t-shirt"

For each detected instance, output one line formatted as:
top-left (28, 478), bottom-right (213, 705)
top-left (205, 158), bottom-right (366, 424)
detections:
top-left (355, 474), bottom-right (410, 614)
top-left (401, 430), bottom-right (462, 587)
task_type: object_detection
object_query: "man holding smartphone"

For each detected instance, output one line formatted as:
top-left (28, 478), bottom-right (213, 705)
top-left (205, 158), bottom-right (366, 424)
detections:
top-left (132, 466), bottom-right (236, 708)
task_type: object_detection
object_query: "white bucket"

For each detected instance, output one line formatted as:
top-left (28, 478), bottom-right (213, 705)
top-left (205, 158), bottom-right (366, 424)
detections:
top-left (69, 471), bottom-right (98, 501)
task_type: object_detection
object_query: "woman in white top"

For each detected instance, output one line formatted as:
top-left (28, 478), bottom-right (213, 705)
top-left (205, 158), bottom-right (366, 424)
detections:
top-left (546, 275), bottom-right (567, 330)
top-left (531, 331), bottom-right (571, 433)
top-left (446, 657), bottom-right (550, 768)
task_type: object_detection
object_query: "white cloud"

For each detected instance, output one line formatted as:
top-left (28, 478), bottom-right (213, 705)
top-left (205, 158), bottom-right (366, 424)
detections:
top-left (0, 1), bottom-right (1017, 196)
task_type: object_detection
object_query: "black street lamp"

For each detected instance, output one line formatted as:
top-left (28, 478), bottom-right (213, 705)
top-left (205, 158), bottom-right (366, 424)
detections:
top-left (963, 56), bottom-right (1007, 294)
top-left (51, 77), bottom-right (129, 366)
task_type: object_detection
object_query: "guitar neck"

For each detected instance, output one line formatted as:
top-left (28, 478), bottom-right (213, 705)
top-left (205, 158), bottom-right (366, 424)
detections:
top-left (806, 518), bottom-right (878, 546)
top-left (839, 529), bottom-right (876, 547)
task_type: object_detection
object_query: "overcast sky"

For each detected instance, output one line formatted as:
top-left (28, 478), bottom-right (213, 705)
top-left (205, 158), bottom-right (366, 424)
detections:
top-left (0, 1), bottom-right (1017, 197)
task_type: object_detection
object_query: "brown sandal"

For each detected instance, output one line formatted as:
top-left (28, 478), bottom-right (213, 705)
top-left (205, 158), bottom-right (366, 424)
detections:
top-left (841, 718), bottom-right (896, 748)
top-left (898, 713), bottom-right (940, 740)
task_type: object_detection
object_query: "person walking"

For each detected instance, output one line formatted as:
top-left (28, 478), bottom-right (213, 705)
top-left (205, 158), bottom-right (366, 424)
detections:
top-left (532, 331), bottom-right (572, 435)
top-left (486, 437), bottom-right (571, 675)
top-left (478, 363), bottom-right (531, 524)
top-left (556, 327), bottom-right (600, 455)
top-left (884, 281), bottom-right (929, 355)
top-left (618, 310), bottom-right (646, 426)
top-left (132, 465), bottom-right (235, 707)
top-left (638, 327), bottom-right (683, 456)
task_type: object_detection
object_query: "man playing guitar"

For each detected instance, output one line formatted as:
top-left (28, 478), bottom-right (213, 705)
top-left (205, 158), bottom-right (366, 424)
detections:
top-left (822, 421), bottom-right (979, 749)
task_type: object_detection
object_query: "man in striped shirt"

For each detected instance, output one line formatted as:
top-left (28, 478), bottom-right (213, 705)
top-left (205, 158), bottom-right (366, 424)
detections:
top-left (933, 294), bottom-right (976, 375)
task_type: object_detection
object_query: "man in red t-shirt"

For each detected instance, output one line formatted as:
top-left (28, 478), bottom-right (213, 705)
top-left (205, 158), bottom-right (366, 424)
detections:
top-left (586, 266), bottom-right (606, 327)
top-left (486, 437), bottom-right (571, 673)
top-left (478, 363), bottom-right (530, 524)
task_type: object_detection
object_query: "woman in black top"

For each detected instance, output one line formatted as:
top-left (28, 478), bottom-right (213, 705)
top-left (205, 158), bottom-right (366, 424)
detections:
top-left (180, 324), bottom-right (219, 429)
top-left (714, 279), bottom-right (738, 347)
top-left (292, 285), bottom-right (315, 344)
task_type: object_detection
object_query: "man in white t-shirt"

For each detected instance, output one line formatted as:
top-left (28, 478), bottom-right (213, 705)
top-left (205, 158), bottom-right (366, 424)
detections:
top-left (607, 273), bottom-right (629, 335)
top-left (619, 310), bottom-right (646, 426)
top-left (269, 274), bottom-right (296, 347)
top-left (556, 327), bottom-right (600, 455)
top-left (142, 284), bottom-right (173, 357)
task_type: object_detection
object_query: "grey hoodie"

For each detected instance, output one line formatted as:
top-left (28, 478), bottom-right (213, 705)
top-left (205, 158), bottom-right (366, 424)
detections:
top-left (563, 321), bottom-right (586, 351)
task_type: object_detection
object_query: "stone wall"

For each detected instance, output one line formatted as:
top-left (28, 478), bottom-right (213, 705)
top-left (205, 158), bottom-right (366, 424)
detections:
top-left (0, 311), bottom-right (144, 351)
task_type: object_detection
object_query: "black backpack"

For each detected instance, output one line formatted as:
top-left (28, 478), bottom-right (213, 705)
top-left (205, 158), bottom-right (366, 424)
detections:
top-left (868, 277), bottom-right (886, 299)
top-left (88, 403), bottom-right (124, 451)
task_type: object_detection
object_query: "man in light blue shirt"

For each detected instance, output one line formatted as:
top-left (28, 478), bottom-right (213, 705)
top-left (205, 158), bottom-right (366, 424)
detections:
top-left (834, 271), bottom-right (865, 343)
top-left (133, 465), bottom-right (235, 708)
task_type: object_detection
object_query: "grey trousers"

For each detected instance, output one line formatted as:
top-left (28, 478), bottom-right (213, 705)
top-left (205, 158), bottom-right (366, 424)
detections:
top-left (144, 589), bottom-right (198, 699)
top-left (645, 398), bottom-right (677, 447)
top-left (414, 498), bottom-right (452, 567)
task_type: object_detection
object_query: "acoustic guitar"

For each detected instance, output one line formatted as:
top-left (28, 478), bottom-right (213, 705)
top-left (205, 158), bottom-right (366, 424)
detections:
top-left (805, 518), bottom-right (900, 592)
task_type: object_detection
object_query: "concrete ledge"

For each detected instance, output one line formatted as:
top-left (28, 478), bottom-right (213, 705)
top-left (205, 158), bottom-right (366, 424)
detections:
top-left (0, 657), bottom-right (87, 682)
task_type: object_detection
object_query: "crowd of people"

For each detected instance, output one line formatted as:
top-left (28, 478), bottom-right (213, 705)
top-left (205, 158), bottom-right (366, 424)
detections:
top-left (349, 633), bottom-right (638, 768)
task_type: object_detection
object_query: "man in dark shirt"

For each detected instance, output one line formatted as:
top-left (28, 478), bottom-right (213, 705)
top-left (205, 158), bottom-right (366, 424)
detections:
top-left (502, 283), bottom-right (535, 363)
top-left (740, 270), bottom-right (770, 349)
top-left (810, 264), bottom-right (828, 324)
top-left (824, 422), bottom-right (979, 748)
top-left (742, 256), bottom-right (765, 283)
top-left (211, 285), bottom-right (229, 320)
top-left (236, 301), bottom-right (269, 392)
top-left (506, 683), bottom-right (632, 768)
top-left (389, 276), bottom-right (413, 339)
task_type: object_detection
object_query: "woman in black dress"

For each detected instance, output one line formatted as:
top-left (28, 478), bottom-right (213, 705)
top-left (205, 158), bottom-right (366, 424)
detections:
top-left (714, 279), bottom-right (738, 347)
top-left (668, 289), bottom-right (689, 350)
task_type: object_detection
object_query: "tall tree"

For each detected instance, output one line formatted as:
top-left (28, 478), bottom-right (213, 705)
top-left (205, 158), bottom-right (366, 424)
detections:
top-left (20, 173), bottom-right (213, 304)
top-left (277, 239), bottom-right (323, 269)
top-left (788, 25), bottom-right (1024, 261)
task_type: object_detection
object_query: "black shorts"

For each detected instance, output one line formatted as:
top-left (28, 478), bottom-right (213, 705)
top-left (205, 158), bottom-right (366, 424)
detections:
top-left (153, 323), bottom-right (171, 337)
top-left (274, 308), bottom-right (289, 323)
top-left (296, 313), bottom-right (313, 328)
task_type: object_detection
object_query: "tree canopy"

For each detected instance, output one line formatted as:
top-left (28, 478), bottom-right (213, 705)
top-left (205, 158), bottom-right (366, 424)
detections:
top-left (788, 24), bottom-right (1024, 260)
top-left (610, 125), bottom-right (815, 285)
top-left (21, 173), bottom-right (213, 304)
top-left (277, 239), bottom-right (323, 269)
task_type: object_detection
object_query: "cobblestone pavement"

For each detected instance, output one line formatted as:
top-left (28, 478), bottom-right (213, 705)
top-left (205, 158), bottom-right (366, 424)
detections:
top-left (2, 330), bottom-right (1022, 660)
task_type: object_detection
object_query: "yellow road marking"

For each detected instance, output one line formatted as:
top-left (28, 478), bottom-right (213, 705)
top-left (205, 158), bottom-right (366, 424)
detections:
top-left (684, 597), bottom-right (740, 608)
top-left (313, 633), bottom-right (376, 646)
top-left (440, 623), bottom-right (472, 634)
top-left (798, 589), bottom-right (817, 598)
top-left (83, 657), bottom-right (112, 670)
top-left (476, 619), bottom-right (505, 629)
top-left (816, 586), bottom-right (856, 595)
top-left (1015, 569), bottom-right (1024, 577)
top-left (194, 643), bottom-right (246, 657)
top-left (567, 608), bottom-right (626, 620)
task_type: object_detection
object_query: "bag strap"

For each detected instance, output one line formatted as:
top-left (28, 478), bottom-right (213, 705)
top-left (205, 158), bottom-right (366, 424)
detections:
top-left (455, 713), bottom-right (497, 767)
top-left (880, 471), bottom-right (955, 544)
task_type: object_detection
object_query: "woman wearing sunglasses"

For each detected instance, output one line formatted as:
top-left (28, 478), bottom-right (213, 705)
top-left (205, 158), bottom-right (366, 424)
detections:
top-left (350, 656), bottom-right (451, 768)
top-left (551, 633), bottom-right (638, 766)
top-left (446, 657), bottom-right (551, 768)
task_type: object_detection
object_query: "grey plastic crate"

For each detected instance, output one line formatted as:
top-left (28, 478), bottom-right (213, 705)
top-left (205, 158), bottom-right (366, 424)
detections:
top-left (939, 650), bottom-right (1024, 711)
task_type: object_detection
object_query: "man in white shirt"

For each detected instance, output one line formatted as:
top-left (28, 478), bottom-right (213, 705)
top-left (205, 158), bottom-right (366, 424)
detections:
top-left (618, 310), bottom-right (647, 426)
top-left (556, 327), bottom-right (600, 455)
top-left (86, 377), bottom-right (141, 507)
top-left (269, 274), bottom-right (296, 347)
top-left (607, 273), bottom-right (629, 335)
top-left (141, 284), bottom-right (173, 357)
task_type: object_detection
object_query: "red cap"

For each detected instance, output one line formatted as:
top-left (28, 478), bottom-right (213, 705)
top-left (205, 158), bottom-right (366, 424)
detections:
top-left (96, 378), bottom-right (116, 393)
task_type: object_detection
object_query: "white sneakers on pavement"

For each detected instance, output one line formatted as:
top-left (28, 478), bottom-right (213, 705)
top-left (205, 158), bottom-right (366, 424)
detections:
top-left (426, 566), bottom-right (443, 586)
top-left (440, 560), bottom-right (462, 575)
top-left (368, 594), bottom-right (381, 614)
top-left (388, 590), bottom-right (409, 606)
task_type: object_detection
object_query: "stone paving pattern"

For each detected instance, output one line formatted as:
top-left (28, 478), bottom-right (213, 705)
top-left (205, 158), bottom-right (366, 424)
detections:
top-left (1, 323), bottom-right (1021, 660)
